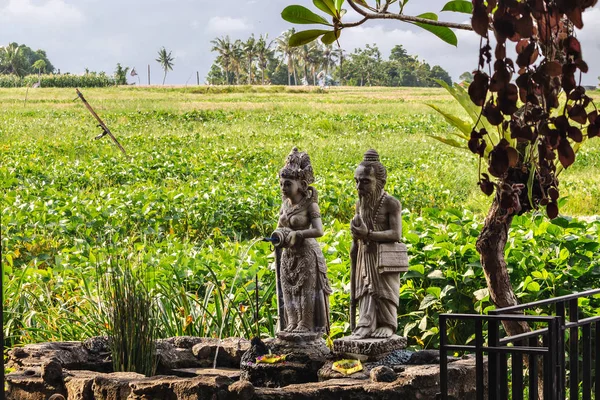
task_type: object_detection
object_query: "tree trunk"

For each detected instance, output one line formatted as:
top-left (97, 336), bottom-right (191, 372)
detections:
top-left (162, 71), bottom-right (167, 85)
top-left (476, 198), bottom-right (530, 337)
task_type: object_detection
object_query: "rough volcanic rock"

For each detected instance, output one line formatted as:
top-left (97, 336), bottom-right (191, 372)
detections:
top-left (240, 337), bottom-right (329, 388)
top-left (8, 341), bottom-right (111, 373)
top-left (155, 339), bottom-right (203, 372)
top-left (229, 380), bottom-right (256, 399)
top-left (6, 368), bottom-right (66, 400)
top-left (333, 335), bottom-right (407, 361)
top-left (41, 360), bottom-right (63, 385)
top-left (82, 336), bottom-right (111, 354)
top-left (191, 337), bottom-right (250, 368)
top-left (369, 366), bottom-right (396, 383)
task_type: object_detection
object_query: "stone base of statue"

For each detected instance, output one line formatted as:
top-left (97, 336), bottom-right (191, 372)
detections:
top-left (240, 335), bottom-right (330, 388)
top-left (333, 334), bottom-right (407, 361)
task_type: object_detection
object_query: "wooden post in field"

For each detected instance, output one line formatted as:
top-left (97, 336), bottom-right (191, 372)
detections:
top-left (147, 64), bottom-right (150, 85)
top-left (196, 71), bottom-right (200, 85)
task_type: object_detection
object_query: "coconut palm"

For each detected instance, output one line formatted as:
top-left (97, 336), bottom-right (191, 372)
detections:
top-left (322, 44), bottom-right (335, 83)
top-left (0, 43), bottom-right (28, 77)
top-left (211, 36), bottom-right (233, 84)
top-left (333, 47), bottom-right (347, 86)
top-left (255, 34), bottom-right (273, 85)
top-left (243, 35), bottom-right (257, 84)
top-left (230, 40), bottom-right (244, 85)
top-left (275, 29), bottom-right (298, 86)
top-left (155, 47), bottom-right (175, 85)
top-left (32, 59), bottom-right (47, 76)
top-left (298, 43), bottom-right (321, 85)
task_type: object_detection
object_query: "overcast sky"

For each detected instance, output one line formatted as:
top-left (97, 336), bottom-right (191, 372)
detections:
top-left (1, 0), bottom-right (599, 85)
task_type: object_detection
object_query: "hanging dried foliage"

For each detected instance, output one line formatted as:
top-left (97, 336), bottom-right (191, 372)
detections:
top-left (469, 0), bottom-right (598, 219)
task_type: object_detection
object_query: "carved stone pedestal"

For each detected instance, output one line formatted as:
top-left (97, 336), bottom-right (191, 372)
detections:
top-left (240, 336), bottom-right (330, 387)
top-left (333, 334), bottom-right (407, 361)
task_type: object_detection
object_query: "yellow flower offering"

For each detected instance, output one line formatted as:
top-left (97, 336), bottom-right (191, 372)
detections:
top-left (255, 354), bottom-right (287, 364)
top-left (332, 359), bottom-right (363, 375)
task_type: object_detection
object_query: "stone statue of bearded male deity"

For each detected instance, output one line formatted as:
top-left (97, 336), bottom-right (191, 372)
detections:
top-left (348, 149), bottom-right (408, 340)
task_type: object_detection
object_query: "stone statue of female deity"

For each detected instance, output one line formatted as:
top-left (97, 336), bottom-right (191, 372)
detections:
top-left (272, 147), bottom-right (332, 336)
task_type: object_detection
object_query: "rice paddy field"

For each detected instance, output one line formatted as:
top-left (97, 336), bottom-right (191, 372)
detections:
top-left (1, 85), bottom-right (599, 353)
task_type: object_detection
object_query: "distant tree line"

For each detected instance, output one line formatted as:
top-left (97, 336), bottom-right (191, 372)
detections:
top-left (0, 43), bottom-right (55, 77)
top-left (207, 30), bottom-right (453, 87)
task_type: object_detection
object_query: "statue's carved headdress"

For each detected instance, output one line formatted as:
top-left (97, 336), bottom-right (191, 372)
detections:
top-left (279, 147), bottom-right (314, 185)
top-left (359, 148), bottom-right (387, 185)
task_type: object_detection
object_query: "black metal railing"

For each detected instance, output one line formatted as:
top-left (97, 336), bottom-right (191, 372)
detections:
top-left (439, 288), bottom-right (600, 399)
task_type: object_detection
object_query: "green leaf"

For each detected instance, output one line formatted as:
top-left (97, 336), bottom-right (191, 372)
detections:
top-left (419, 294), bottom-right (439, 310)
top-left (282, 5), bottom-right (332, 25)
top-left (289, 29), bottom-right (331, 47)
top-left (313, 0), bottom-right (337, 17)
top-left (413, 13), bottom-right (458, 47)
top-left (441, 0), bottom-right (473, 14)
top-left (427, 103), bottom-right (471, 138)
top-left (526, 281), bottom-right (541, 292)
top-left (427, 134), bottom-right (466, 149)
top-left (403, 321), bottom-right (417, 337)
top-left (321, 29), bottom-right (341, 45)
top-left (334, 0), bottom-right (345, 11)
top-left (473, 288), bottom-right (489, 301)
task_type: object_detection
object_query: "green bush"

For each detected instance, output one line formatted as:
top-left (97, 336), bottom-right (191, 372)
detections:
top-left (0, 73), bottom-right (116, 88)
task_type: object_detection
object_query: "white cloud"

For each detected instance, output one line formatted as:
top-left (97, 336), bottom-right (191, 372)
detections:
top-left (206, 16), bottom-right (253, 34)
top-left (0, 0), bottom-right (85, 26)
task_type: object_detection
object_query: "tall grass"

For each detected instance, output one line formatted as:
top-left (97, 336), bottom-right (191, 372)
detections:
top-left (104, 257), bottom-right (157, 376)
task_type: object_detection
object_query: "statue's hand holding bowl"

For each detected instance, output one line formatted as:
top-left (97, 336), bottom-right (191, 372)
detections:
top-left (350, 215), bottom-right (368, 240)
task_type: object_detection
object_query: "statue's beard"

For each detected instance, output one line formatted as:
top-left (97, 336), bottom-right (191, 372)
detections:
top-left (358, 185), bottom-right (384, 227)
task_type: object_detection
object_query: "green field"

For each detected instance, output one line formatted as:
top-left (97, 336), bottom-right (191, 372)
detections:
top-left (2, 86), bottom-right (599, 351)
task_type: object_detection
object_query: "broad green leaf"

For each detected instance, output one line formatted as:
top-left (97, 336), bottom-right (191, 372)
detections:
top-left (313, 0), bottom-right (337, 17)
top-left (334, 0), bottom-right (345, 11)
top-left (321, 29), bottom-right (341, 45)
top-left (282, 5), bottom-right (332, 25)
top-left (427, 103), bottom-right (471, 138)
top-left (413, 13), bottom-right (458, 47)
top-left (403, 322), bottom-right (417, 337)
top-left (289, 29), bottom-right (330, 46)
top-left (473, 288), bottom-right (489, 301)
top-left (441, 0), bottom-right (473, 14)
top-left (427, 270), bottom-right (445, 280)
top-left (419, 294), bottom-right (439, 310)
top-left (526, 281), bottom-right (541, 292)
top-left (427, 134), bottom-right (466, 149)
top-left (418, 315), bottom-right (428, 330)
top-left (426, 286), bottom-right (442, 297)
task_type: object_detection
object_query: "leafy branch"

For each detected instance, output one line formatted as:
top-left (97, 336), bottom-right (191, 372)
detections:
top-left (282, 0), bottom-right (474, 47)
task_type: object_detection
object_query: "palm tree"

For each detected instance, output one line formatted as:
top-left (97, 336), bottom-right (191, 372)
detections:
top-left (155, 47), bottom-right (174, 85)
top-left (322, 44), bottom-right (335, 83)
top-left (32, 59), bottom-right (46, 76)
top-left (210, 36), bottom-right (233, 84)
top-left (243, 35), bottom-right (257, 84)
top-left (0, 43), bottom-right (27, 77)
top-left (298, 43), bottom-right (321, 85)
top-left (275, 29), bottom-right (298, 86)
top-left (255, 34), bottom-right (273, 85)
top-left (333, 47), bottom-right (347, 86)
top-left (230, 40), bottom-right (244, 85)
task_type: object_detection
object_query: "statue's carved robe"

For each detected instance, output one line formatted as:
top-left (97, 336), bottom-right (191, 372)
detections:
top-left (354, 193), bottom-right (401, 333)
top-left (279, 188), bottom-right (332, 333)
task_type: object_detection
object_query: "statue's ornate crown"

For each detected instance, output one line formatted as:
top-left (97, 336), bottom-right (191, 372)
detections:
top-left (280, 147), bottom-right (314, 184)
top-left (363, 149), bottom-right (380, 162)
